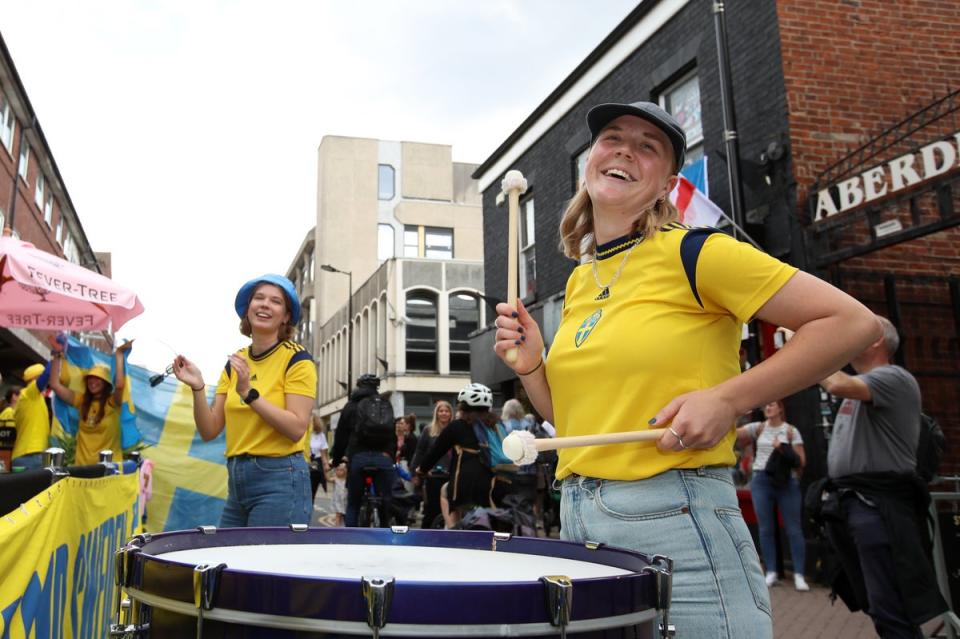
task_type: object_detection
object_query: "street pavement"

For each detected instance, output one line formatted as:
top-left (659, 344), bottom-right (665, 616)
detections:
top-left (310, 489), bottom-right (945, 638)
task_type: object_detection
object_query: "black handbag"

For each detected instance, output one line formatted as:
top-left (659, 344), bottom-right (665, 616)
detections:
top-left (765, 431), bottom-right (801, 488)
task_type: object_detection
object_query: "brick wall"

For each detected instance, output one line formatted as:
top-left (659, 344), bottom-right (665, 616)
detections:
top-left (779, 0), bottom-right (960, 473)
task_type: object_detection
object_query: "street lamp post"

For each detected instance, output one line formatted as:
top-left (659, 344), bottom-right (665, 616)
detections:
top-left (321, 264), bottom-right (353, 393)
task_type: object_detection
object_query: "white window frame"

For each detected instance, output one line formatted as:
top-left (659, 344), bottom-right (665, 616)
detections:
top-left (378, 164), bottom-right (395, 201)
top-left (402, 225), bottom-right (419, 258)
top-left (18, 142), bottom-right (29, 180)
top-left (43, 194), bottom-right (53, 227)
top-left (424, 226), bottom-right (453, 260)
top-left (659, 70), bottom-right (704, 169)
top-left (0, 92), bottom-right (13, 153)
top-left (519, 197), bottom-right (536, 299)
top-left (55, 219), bottom-right (63, 245)
top-left (35, 173), bottom-right (45, 209)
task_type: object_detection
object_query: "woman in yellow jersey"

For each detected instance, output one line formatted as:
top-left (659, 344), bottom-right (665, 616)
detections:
top-left (11, 363), bottom-right (51, 470)
top-left (172, 274), bottom-right (317, 528)
top-left (49, 343), bottom-right (131, 465)
top-left (493, 101), bottom-right (880, 638)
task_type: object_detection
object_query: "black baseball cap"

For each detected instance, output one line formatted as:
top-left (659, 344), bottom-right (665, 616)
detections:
top-left (587, 101), bottom-right (686, 171)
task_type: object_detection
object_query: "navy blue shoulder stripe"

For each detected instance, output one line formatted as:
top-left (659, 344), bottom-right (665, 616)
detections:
top-left (680, 228), bottom-right (721, 308)
top-left (224, 361), bottom-right (232, 377)
top-left (286, 349), bottom-right (313, 371)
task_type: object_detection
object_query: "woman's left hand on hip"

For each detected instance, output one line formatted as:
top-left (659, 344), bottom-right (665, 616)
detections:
top-left (653, 388), bottom-right (738, 452)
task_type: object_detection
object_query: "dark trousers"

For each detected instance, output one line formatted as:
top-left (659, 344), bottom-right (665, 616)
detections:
top-left (828, 494), bottom-right (923, 639)
top-left (421, 475), bottom-right (447, 529)
top-left (345, 450), bottom-right (395, 527)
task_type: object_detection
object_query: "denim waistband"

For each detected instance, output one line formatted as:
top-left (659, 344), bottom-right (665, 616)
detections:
top-left (228, 452), bottom-right (302, 461)
top-left (559, 465), bottom-right (733, 487)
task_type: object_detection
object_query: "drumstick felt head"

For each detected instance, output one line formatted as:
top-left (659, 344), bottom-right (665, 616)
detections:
top-left (501, 170), bottom-right (528, 195)
top-left (503, 430), bottom-right (538, 465)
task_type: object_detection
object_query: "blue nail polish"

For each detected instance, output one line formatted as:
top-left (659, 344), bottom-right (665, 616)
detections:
top-left (514, 339), bottom-right (521, 345)
top-left (512, 312), bottom-right (518, 318)
top-left (648, 417), bottom-right (657, 425)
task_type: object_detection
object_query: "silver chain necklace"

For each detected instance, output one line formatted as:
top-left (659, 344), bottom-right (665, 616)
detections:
top-left (591, 236), bottom-right (642, 301)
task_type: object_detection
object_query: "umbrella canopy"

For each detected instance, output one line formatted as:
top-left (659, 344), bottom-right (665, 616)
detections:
top-left (0, 236), bottom-right (144, 332)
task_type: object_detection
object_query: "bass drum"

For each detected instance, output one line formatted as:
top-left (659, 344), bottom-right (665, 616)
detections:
top-left (118, 526), bottom-right (673, 638)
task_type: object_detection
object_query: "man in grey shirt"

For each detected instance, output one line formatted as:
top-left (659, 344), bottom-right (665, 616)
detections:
top-left (821, 315), bottom-right (945, 639)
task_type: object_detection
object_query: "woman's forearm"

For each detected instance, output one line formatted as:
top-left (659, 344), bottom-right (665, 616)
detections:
top-left (249, 395), bottom-right (311, 442)
top-left (192, 390), bottom-right (223, 441)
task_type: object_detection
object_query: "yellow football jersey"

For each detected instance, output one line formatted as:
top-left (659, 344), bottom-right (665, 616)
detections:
top-left (12, 381), bottom-right (50, 459)
top-left (216, 341), bottom-right (317, 457)
top-left (547, 224), bottom-right (798, 481)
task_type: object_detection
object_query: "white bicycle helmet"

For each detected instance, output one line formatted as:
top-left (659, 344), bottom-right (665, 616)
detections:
top-left (458, 382), bottom-right (493, 408)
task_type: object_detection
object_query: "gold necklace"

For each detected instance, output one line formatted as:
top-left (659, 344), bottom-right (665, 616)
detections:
top-left (591, 236), bottom-right (642, 301)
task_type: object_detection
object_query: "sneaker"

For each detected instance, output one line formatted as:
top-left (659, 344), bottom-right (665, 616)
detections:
top-left (794, 574), bottom-right (810, 591)
top-left (765, 571), bottom-right (778, 587)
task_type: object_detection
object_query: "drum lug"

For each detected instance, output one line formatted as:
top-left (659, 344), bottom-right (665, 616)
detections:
top-left (109, 599), bottom-right (148, 638)
top-left (390, 525), bottom-right (409, 534)
top-left (642, 554), bottom-right (675, 639)
top-left (196, 525), bottom-right (217, 535)
top-left (361, 575), bottom-right (395, 639)
top-left (113, 545), bottom-right (140, 630)
top-left (193, 562), bottom-right (227, 639)
top-left (584, 540), bottom-right (601, 550)
top-left (289, 523), bottom-right (309, 532)
top-left (492, 531), bottom-right (511, 551)
top-left (539, 575), bottom-right (573, 639)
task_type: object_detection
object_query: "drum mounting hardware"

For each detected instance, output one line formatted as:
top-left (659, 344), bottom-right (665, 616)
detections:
top-left (196, 525), bottom-right (217, 535)
top-left (193, 562), bottom-right (226, 639)
top-left (492, 531), bottom-right (511, 551)
top-left (584, 541), bottom-right (601, 550)
top-left (289, 523), bottom-right (309, 532)
top-left (540, 575), bottom-right (573, 639)
top-left (642, 554), bottom-right (675, 638)
top-left (391, 525), bottom-right (409, 534)
top-left (361, 575), bottom-right (396, 639)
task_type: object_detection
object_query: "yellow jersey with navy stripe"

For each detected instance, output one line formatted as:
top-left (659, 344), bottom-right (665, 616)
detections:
top-left (547, 224), bottom-right (798, 481)
top-left (216, 340), bottom-right (317, 457)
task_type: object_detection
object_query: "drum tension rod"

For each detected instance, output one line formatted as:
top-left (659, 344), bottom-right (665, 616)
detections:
top-left (110, 544), bottom-right (143, 638)
top-left (642, 555), bottom-right (676, 638)
top-left (193, 562), bottom-right (227, 639)
top-left (362, 575), bottom-right (396, 639)
top-left (540, 575), bottom-right (573, 639)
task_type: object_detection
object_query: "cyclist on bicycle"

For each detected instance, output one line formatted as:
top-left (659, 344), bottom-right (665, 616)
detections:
top-left (330, 374), bottom-right (396, 527)
top-left (414, 383), bottom-right (513, 527)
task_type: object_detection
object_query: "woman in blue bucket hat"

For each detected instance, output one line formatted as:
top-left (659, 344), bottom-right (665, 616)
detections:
top-left (173, 274), bottom-right (317, 527)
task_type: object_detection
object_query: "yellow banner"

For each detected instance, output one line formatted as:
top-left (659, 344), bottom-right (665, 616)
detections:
top-left (0, 473), bottom-right (139, 639)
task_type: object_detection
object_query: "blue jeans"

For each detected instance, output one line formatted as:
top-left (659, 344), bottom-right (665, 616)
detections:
top-left (346, 450), bottom-right (395, 527)
top-left (562, 467), bottom-right (772, 639)
top-left (12, 453), bottom-right (43, 470)
top-left (750, 470), bottom-right (806, 576)
top-left (220, 453), bottom-right (311, 528)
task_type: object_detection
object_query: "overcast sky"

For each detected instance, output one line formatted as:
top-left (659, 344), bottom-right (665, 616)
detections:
top-left (3, 1), bottom-right (637, 381)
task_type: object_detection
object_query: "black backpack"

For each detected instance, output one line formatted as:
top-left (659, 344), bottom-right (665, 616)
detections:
top-left (916, 412), bottom-right (946, 482)
top-left (355, 395), bottom-right (395, 448)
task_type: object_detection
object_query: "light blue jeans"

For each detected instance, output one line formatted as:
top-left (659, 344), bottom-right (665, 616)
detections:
top-left (561, 467), bottom-right (772, 639)
top-left (221, 453), bottom-right (311, 528)
top-left (11, 453), bottom-right (43, 470)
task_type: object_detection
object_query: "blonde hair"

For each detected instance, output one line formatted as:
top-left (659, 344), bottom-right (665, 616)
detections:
top-left (559, 185), bottom-right (680, 261)
top-left (428, 400), bottom-right (454, 438)
top-left (501, 398), bottom-right (525, 421)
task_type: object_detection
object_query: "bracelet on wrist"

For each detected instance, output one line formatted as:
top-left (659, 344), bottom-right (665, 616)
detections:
top-left (190, 384), bottom-right (205, 392)
top-left (518, 358), bottom-right (544, 376)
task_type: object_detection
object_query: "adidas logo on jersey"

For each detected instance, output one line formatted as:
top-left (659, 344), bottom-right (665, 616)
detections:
top-left (595, 287), bottom-right (610, 301)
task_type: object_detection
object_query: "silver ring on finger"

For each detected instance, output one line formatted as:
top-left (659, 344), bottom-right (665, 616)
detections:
top-left (668, 426), bottom-right (686, 450)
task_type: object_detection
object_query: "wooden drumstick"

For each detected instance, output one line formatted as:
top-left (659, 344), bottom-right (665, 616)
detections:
top-left (501, 170), bottom-right (527, 364)
top-left (503, 429), bottom-right (668, 465)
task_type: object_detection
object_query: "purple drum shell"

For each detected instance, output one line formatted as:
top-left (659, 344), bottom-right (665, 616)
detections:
top-left (126, 527), bottom-right (661, 638)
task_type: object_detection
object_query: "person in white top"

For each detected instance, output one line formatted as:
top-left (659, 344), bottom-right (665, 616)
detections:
top-left (736, 400), bottom-right (809, 591)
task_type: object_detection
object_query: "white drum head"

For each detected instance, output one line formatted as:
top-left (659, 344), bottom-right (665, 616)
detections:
top-left (160, 544), bottom-right (631, 582)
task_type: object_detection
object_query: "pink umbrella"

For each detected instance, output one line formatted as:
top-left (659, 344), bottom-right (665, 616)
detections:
top-left (0, 235), bottom-right (144, 332)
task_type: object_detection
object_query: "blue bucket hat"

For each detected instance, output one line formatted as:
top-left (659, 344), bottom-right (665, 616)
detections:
top-left (235, 274), bottom-right (301, 325)
top-left (587, 101), bottom-right (687, 171)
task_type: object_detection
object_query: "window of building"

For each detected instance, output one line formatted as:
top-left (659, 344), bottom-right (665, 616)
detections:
top-left (403, 225), bottom-right (419, 257)
top-left (574, 146), bottom-right (589, 190)
top-left (35, 173), bottom-right (45, 209)
top-left (424, 227), bottom-right (453, 259)
top-left (403, 225), bottom-right (454, 259)
top-left (405, 290), bottom-right (437, 372)
top-left (519, 197), bottom-right (536, 299)
top-left (659, 71), bottom-right (704, 168)
top-left (55, 219), bottom-right (63, 244)
top-left (0, 92), bottom-right (13, 153)
top-left (378, 223), bottom-right (395, 261)
top-left (64, 233), bottom-right (78, 263)
top-left (0, 208), bottom-right (5, 231)
top-left (378, 164), bottom-right (395, 200)
top-left (43, 194), bottom-right (53, 227)
top-left (449, 292), bottom-right (479, 372)
top-left (18, 143), bottom-right (29, 180)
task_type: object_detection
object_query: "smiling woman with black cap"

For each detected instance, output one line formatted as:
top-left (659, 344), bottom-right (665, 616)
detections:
top-left (493, 102), bottom-right (881, 637)
top-left (173, 274), bottom-right (317, 528)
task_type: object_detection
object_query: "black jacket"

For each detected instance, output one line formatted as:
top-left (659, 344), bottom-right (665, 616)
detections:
top-left (330, 386), bottom-right (396, 463)
top-left (823, 472), bottom-right (947, 625)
